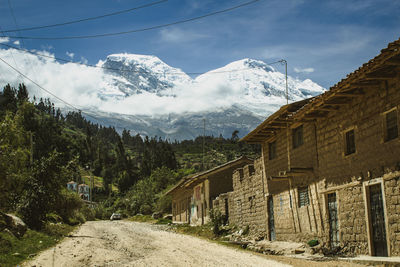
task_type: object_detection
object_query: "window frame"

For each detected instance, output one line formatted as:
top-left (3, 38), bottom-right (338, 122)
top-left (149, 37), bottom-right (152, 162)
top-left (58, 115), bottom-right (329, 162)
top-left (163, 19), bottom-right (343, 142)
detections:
top-left (268, 141), bottom-right (277, 160)
top-left (298, 186), bottom-right (310, 207)
top-left (384, 108), bottom-right (399, 142)
top-left (344, 128), bottom-right (356, 156)
top-left (292, 125), bottom-right (304, 149)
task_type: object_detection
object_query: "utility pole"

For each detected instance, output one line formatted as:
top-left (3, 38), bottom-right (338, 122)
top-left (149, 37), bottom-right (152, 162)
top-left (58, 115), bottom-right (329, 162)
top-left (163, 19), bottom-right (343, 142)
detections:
top-left (278, 59), bottom-right (291, 171)
top-left (202, 118), bottom-right (205, 171)
top-left (279, 59), bottom-right (288, 104)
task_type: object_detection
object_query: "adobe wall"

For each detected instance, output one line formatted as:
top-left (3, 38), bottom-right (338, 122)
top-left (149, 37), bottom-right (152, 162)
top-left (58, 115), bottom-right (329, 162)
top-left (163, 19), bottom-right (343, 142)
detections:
top-left (262, 122), bottom-right (318, 180)
top-left (314, 76), bottom-right (400, 255)
top-left (227, 158), bottom-right (267, 237)
top-left (316, 77), bottom-right (400, 185)
top-left (383, 172), bottom-right (400, 256)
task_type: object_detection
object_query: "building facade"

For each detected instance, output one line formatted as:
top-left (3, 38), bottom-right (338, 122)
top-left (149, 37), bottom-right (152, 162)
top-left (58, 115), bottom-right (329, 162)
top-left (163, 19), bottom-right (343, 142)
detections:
top-left (167, 156), bottom-right (252, 225)
top-left (213, 38), bottom-right (400, 257)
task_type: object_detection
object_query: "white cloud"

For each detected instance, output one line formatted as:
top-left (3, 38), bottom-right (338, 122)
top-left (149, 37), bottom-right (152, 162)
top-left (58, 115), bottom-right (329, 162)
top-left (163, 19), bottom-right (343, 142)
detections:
top-left (66, 51), bottom-right (74, 59)
top-left (294, 67), bottom-right (314, 73)
top-left (0, 47), bottom-right (244, 116)
top-left (13, 40), bottom-right (20, 45)
top-left (0, 37), bottom-right (9, 44)
top-left (160, 28), bottom-right (207, 43)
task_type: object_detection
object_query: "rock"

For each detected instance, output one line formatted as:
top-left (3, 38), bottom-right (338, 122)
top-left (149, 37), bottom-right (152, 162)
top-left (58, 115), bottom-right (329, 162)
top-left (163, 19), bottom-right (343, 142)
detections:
top-left (294, 249), bottom-right (305, 254)
top-left (152, 212), bottom-right (162, 219)
top-left (2, 213), bottom-right (27, 238)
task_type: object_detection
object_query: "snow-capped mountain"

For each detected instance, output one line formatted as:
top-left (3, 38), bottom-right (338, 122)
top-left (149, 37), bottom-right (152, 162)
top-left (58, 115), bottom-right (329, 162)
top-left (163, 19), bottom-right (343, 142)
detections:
top-left (98, 54), bottom-right (192, 98)
top-left (83, 54), bottom-right (325, 140)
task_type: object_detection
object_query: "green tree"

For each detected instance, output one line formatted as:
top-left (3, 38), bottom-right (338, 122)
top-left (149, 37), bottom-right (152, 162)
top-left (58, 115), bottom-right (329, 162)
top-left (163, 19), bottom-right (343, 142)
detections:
top-left (0, 111), bottom-right (30, 211)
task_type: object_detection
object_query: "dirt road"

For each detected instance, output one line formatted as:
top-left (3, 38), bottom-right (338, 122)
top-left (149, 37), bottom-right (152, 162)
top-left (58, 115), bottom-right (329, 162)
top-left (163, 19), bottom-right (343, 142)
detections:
top-left (23, 220), bottom-right (291, 267)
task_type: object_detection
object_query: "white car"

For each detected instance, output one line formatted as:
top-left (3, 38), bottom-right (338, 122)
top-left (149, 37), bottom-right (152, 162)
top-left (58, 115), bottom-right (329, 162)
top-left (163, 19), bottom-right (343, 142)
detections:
top-left (110, 213), bottom-right (121, 220)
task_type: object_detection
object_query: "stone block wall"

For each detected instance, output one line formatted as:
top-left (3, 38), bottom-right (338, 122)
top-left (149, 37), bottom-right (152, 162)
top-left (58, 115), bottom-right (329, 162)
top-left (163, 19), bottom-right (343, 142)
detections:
top-left (316, 76), bottom-right (400, 185)
top-left (225, 158), bottom-right (267, 237)
top-left (335, 184), bottom-right (369, 255)
top-left (383, 173), bottom-right (400, 256)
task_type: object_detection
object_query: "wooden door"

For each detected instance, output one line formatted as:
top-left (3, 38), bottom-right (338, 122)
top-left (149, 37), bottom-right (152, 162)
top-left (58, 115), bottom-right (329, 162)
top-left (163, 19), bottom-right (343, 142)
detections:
top-left (327, 193), bottom-right (339, 248)
top-left (369, 184), bottom-right (388, 256)
top-left (268, 196), bottom-right (276, 241)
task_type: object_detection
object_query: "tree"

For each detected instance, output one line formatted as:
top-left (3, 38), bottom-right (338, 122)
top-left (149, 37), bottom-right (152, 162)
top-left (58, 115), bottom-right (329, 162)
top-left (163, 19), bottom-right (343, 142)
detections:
top-left (231, 130), bottom-right (239, 142)
top-left (18, 151), bottom-right (67, 229)
top-left (0, 111), bottom-right (30, 211)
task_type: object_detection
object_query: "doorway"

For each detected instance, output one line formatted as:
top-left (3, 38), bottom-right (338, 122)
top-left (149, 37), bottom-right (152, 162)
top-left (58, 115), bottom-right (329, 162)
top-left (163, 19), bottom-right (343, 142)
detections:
top-left (368, 184), bottom-right (388, 256)
top-left (268, 196), bottom-right (276, 241)
top-left (327, 193), bottom-right (339, 248)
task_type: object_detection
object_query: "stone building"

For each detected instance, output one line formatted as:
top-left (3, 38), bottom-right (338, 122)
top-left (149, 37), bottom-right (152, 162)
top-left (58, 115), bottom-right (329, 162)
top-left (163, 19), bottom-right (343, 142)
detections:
top-left (166, 156), bottom-right (252, 225)
top-left (214, 38), bottom-right (400, 257)
top-left (214, 157), bottom-right (268, 237)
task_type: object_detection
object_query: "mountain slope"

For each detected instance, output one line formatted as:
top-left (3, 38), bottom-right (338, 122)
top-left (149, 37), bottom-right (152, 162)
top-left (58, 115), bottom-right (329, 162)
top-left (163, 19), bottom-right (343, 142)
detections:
top-left (84, 54), bottom-right (325, 140)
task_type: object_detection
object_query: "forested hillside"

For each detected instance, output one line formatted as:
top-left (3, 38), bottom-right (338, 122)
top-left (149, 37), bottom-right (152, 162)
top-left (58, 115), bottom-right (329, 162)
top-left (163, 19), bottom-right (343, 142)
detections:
top-left (0, 83), bottom-right (260, 229)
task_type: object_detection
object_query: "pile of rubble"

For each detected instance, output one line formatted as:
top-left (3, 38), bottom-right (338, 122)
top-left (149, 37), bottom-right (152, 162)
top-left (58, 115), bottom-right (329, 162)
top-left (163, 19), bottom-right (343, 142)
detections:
top-left (224, 230), bottom-right (322, 257)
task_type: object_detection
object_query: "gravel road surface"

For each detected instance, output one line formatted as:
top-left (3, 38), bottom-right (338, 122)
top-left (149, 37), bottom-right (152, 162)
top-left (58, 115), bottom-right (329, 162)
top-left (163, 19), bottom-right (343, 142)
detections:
top-left (23, 220), bottom-right (291, 267)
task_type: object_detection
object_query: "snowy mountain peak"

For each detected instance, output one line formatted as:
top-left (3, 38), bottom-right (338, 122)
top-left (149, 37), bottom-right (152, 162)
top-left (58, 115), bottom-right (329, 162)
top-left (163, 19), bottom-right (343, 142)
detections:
top-left (226, 58), bottom-right (276, 72)
top-left (98, 53), bottom-right (192, 98)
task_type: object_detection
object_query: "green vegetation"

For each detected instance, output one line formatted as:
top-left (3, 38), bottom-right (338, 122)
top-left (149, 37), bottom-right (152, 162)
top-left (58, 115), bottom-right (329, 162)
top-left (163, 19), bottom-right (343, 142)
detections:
top-left (0, 223), bottom-right (75, 267)
top-left (0, 83), bottom-right (260, 265)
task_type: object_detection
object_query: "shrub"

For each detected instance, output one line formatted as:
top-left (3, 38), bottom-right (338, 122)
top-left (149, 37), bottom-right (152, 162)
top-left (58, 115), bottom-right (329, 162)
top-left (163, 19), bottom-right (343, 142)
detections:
top-left (308, 239), bottom-right (319, 247)
top-left (45, 213), bottom-right (62, 224)
top-left (209, 209), bottom-right (225, 236)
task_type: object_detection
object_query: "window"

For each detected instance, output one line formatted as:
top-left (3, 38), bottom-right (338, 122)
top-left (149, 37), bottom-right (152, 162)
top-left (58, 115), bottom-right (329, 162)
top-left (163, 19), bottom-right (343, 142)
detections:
top-left (345, 129), bottom-right (356, 155)
top-left (292, 125), bottom-right (304, 149)
top-left (385, 110), bottom-right (398, 141)
top-left (249, 165), bottom-right (255, 176)
top-left (268, 141), bottom-right (277, 160)
top-left (238, 169), bottom-right (244, 181)
top-left (298, 186), bottom-right (309, 207)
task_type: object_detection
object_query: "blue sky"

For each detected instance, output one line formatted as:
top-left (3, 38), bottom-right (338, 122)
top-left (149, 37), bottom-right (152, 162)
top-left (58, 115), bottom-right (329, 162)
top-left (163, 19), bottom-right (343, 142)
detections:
top-left (0, 0), bottom-right (399, 88)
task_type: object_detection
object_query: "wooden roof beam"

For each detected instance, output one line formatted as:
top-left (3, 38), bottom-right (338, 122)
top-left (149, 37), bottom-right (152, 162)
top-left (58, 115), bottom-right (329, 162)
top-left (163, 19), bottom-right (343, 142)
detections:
top-left (333, 92), bottom-right (364, 97)
top-left (304, 113), bottom-right (328, 118)
top-left (365, 71), bottom-right (398, 79)
top-left (386, 57), bottom-right (400, 66)
top-left (315, 106), bottom-right (338, 112)
top-left (350, 81), bottom-right (381, 87)
top-left (323, 101), bottom-right (349, 106)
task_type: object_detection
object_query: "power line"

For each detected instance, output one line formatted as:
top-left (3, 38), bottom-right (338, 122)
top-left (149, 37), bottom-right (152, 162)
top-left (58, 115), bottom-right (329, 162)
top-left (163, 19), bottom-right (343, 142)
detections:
top-left (0, 42), bottom-right (282, 76)
top-left (3, 0), bottom-right (261, 40)
top-left (0, 55), bottom-right (98, 120)
top-left (1, 0), bottom-right (168, 33)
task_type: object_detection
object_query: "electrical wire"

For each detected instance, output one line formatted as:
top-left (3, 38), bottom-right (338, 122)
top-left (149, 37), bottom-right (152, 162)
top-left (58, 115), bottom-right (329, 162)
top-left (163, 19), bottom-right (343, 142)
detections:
top-left (2, 0), bottom-right (261, 40)
top-left (1, 0), bottom-right (168, 33)
top-left (0, 42), bottom-right (282, 76)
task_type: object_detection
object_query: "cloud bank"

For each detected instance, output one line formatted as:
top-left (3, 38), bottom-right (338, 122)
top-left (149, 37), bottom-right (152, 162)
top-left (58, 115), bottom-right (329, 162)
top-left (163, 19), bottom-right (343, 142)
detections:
top-left (0, 47), bottom-right (252, 116)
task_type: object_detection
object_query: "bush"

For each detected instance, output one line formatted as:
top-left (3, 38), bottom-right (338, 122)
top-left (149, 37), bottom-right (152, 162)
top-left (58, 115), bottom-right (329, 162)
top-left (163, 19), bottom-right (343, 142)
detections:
top-left (75, 212), bottom-right (86, 224)
top-left (80, 205), bottom-right (95, 221)
top-left (45, 213), bottom-right (62, 224)
top-left (55, 190), bottom-right (83, 223)
top-left (308, 239), bottom-right (319, 247)
top-left (209, 209), bottom-right (225, 236)
top-left (155, 194), bottom-right (171, 214)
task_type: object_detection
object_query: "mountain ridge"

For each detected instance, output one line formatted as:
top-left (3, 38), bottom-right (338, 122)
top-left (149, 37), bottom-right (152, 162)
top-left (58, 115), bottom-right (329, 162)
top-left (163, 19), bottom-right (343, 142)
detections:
top-left (78, 53), bottom-right (326, 140)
